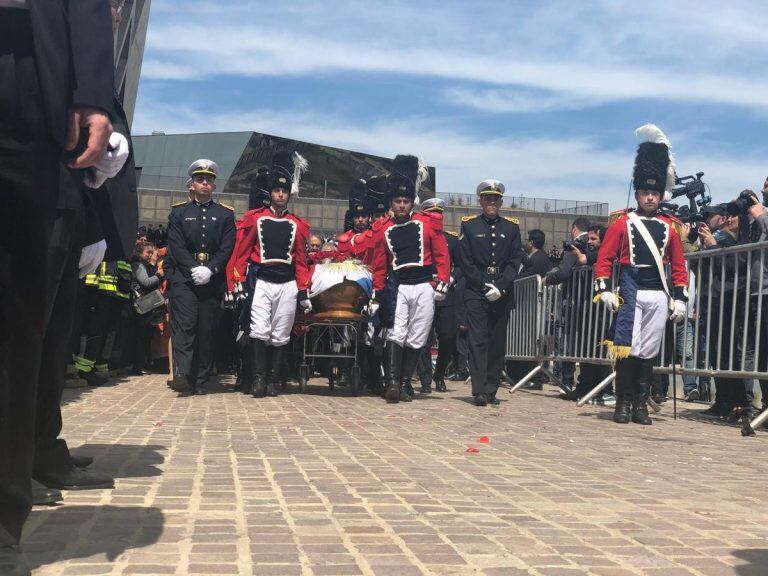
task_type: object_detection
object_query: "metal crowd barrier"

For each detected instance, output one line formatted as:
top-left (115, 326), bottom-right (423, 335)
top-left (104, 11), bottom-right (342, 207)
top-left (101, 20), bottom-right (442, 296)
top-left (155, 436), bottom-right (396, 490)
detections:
top-left (504, 241), bottom-right (768, 434)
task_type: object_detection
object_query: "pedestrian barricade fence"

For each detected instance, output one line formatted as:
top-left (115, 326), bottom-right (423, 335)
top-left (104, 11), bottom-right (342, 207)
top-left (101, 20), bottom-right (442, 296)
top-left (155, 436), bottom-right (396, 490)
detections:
top-left (504, 241), bottom-right (768, 434)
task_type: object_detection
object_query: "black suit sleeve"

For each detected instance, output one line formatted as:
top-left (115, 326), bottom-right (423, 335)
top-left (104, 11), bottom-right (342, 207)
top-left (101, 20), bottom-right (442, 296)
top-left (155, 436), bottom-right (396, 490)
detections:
top-left (545, 248), bottom-right (578, 286)
top-left (207, 211), bottom-right (236, 276)
top-left (459, 223), bottom-right (485, 289)
top-left (447, 235), bottom-right (463, 283)
top-left (496, 226), bottom-right (523, 293)
top-left (167, 209), bottom-right (198, 274)
top-left (66, 0), bottom-right (116, 115)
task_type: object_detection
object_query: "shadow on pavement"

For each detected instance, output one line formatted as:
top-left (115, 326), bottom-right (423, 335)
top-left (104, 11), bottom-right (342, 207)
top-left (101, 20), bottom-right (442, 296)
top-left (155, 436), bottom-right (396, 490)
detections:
top-left (25, 505), bottom-right (164, 569)
top-left (732, 549), bottom-right (768, 575)
top-left (71, 443), bottom-right (165, 479)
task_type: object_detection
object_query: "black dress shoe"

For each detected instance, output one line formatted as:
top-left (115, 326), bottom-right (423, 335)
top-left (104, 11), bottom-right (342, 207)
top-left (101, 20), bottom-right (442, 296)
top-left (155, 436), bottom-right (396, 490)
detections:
top-left (32, 479), bottom-right (62, 506)
top-left (266, 383), bottom-right (278, 397)
top-left (450, 372), bottom-right (469, 381)
top-left (474, 394), bottom-right (488, 407)
top-left (70, 454), bottom-right (93, 469)
top-left (194, 385), bottom-right (207, 395)
top-left (487, 394), bottom-right (500, 405)
top-left (435, 379), bottom-right (447, 392)
top-left (35, 465), bottom-right (114, 490)
top-left (0, 545), bottom-right (30, 576)
top-left (420, 383), bottom-right (432, 394)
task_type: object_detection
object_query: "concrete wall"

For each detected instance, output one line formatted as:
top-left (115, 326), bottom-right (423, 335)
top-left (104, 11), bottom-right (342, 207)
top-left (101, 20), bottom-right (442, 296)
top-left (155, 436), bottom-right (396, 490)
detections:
top-left (138, 188), bottom-right (606, 247)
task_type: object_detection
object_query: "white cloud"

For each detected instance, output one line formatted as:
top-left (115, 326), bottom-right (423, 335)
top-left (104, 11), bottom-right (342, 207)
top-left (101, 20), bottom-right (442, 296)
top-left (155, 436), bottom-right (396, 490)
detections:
top-left (141, 0), bottom-right (768, 112)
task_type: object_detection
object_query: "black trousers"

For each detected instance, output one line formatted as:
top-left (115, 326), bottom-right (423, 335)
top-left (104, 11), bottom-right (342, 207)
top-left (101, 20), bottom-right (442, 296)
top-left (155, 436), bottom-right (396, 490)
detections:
top-left (80, 291), bottom-right (123, 366)
top-left (169, 279), bottom-right (221, 384)
top-left (433, 304), bottom-right (457, 379)
top-left (0, 12), bottom-right (60, 545)
top-left (34, 205), bottom-right (83, 475)
top-left (466, 294), bottom-right (510, 396)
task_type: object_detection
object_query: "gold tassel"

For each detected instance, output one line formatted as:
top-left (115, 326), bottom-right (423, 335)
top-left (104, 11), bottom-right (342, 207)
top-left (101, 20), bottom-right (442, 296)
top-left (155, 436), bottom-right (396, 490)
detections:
top-left (600, 340), bottom-right (631, 361)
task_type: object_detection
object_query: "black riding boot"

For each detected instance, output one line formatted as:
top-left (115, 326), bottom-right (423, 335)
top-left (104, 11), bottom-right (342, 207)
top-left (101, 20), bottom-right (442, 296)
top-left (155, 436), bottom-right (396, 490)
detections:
top-left (267, 345), bottom-right (286, 397)
top-left (632, 358), bottom-right (653, 425)
top-left (613, 357), bottom-right (634, 424)
top-left (251, 338), bottom-right (267, 397)
top-left (400, 346), bottom-right (421, 402)
top-left (385, 341), bottom-right (403, 403)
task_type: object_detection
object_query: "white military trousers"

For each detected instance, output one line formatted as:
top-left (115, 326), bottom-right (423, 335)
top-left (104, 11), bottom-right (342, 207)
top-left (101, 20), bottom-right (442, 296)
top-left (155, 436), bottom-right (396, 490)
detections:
top-left (250, 279), bottom-right (298, 346)
top-left (630, 289), bottom-right (669, 359)
top-left (388, 282), bottom-right (435, 350)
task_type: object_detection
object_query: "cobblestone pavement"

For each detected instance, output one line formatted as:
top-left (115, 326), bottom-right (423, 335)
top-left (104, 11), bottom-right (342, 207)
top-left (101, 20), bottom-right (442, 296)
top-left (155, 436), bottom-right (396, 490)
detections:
top-left (24, 374), bottom-right (768, 576)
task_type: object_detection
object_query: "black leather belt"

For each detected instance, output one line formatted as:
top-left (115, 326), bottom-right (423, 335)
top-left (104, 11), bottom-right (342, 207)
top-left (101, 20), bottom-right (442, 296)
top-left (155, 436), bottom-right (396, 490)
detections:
top-left (486, 266), bottom-right (500, 277)
top-left (195, 252), bottom-right (210, 262)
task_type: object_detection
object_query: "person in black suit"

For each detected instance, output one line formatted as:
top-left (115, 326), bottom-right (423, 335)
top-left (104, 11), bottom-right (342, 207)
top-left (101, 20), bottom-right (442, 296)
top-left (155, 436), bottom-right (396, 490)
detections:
top-left (167, 160), bottom-right (236, 396)
top-left (459, 180), bottom-right (524, 406)
top-left (519, 229), bottom-right (553, 279)
top-left (0, 1), bottom-right (116, 573)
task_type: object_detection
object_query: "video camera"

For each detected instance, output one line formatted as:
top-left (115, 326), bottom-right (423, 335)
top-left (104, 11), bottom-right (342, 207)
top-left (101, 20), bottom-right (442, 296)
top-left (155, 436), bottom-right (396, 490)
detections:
top-left (670, 172), bottom-right (711, 208)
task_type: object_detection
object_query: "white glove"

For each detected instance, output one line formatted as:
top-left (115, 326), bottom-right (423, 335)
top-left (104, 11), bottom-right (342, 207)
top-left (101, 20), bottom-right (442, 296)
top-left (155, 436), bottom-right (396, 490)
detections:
top-left (233, 281), bottom-right (247, 301)
top-left (366, 300), bottom-right (380, 317)
top-left (299, 298), bottom-right (313, 313)
top-left (83, 132), bottom-right (130, 189)
top-left (434, 281), bottom-right (449, 302)
top-left (191, 265), bottom-right (212, 286)
top-left (484, 283), bottom-right (502, 302)
top-left (78, 239), bottom-right (107, 278)
top-left (598, 291), bottom-right (619, 313)
top-left (669, 300), bottom-right (687, 323)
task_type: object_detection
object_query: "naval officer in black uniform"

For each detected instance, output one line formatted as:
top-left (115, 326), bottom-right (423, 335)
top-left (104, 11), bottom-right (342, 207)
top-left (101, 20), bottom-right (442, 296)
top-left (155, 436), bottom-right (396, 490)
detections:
top-left (459, 180), bottom-right (524, 406)
top-left (167, 160), bottom-right (236, 395)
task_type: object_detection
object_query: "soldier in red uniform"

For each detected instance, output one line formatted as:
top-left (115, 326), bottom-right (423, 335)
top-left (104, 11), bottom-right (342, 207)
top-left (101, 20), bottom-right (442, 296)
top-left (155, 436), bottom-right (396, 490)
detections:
top-left (593, 125), bottom-right (689, 425)
top-left (338, 180), bottom-right (374, 263)
top-left (227, 151), bottom-right (312, 397)
top-left (369, 155), bottom-right (451, 403)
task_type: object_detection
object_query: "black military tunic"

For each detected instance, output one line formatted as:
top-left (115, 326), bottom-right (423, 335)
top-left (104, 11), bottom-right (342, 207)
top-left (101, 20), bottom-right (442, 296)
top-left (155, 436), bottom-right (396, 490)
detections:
top-left (459, 214), bottom-right (523, 398)
top-left (167, 199), bottom-right (236, 391)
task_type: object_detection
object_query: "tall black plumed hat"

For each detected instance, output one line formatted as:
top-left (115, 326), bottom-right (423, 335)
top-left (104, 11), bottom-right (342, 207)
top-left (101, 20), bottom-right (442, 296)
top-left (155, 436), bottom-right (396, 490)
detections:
top-left (348, 179), bottom-right (369, 215)
top-left (270, 150), bottom-right (309, 194)
top-left (343, 209), bottom-right (354, 232)
top-left (386, 154), bottom-right (429, 202)
top-left (632, 124), bottom-right (676, 199)
top-left (249, 167), bottom-right (271, 209)
top-left (365, 175), bottom-right (388, 214)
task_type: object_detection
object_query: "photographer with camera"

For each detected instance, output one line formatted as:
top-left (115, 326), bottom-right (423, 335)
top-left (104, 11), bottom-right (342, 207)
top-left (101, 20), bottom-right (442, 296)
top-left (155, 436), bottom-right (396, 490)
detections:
top-left (542, 217), bottom-right (594, 400)
top-left (697, 197), bottom-right (754, 420)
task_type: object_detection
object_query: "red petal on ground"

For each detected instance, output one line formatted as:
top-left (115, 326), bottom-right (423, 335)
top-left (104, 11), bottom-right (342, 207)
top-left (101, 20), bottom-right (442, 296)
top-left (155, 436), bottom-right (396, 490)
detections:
top-left (466, 447), bottom-right (480, 453)
top-left (477, 436), bottom-right (490, 443)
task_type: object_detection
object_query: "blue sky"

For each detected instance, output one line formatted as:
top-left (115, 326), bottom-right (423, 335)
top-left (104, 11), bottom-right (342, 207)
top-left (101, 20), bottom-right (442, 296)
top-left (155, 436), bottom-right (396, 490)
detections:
top-left (133, 0), bottom-right (768, 210)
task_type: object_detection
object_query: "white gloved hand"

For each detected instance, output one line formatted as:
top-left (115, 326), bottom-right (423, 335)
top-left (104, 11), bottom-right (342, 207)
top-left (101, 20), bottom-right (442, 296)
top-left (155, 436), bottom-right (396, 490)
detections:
top-left (598, 291), bottom-right (619, 313)
top-left (434, 280), bottom-right (449, 302)
top-left (78, 239), bottom-right (107, 278)
top-left (366, 300), bottom-right (380, 317)
top-left (191, 265), bottom-right (212, 286)
top-left (669, 300), bottom-right (687, 323)
top-left (484, 283), bottom-right (502, 302)
top-left (83, 132), bottom-right (130, 189)
top-left (299, 298), bottom-right (313, 313)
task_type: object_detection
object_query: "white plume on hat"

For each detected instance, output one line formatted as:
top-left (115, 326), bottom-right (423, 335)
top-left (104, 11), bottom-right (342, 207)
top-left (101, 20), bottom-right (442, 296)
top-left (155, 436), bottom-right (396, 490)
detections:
top-left (416, 157), bottom-right (430, 194)
top-left (291, 152), bottom-right (309, 196)
top-left (635, 124), bottom-right (676, 201)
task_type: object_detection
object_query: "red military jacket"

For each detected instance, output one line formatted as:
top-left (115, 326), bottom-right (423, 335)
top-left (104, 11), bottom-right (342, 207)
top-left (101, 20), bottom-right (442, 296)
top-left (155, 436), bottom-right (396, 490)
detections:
top-left (593, 210), bottom-right (688, 298)
top-left (371, 211), bottom-right (450, 293)
top-left (337, 228), bottom-right (375, 264)
top-left (226, 206), bottom-right (311, 292)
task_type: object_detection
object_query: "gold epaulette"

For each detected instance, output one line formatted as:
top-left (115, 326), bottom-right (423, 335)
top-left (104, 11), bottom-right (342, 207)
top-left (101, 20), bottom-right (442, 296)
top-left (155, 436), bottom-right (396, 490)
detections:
top-left (608, 208), bottom-right (628, 225)
top-left (505, 216), bottom-right (520, 225)
top-left (219, 202), bottom-right (235, 211)
top-left (171, 200), bottom-right (187, 208)
top-left (445, 230), bottom-right (459, 237)
top-left (461, 215), bottom-right (478, 222)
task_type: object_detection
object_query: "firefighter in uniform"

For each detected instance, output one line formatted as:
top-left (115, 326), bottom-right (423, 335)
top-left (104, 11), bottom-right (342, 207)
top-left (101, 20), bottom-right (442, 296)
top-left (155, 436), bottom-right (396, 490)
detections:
top-left (370, 155), bottom-right (451, 403)
top-left (459, 180), bottom-right (524, 406)
top-left (167, 159), bottom-right (236, 395)
top-left (227, 151), bottom-right (312, 398)
top-left (593, 125), bottom-right (688, 425)
top-left (417, 197), bottom-right (462, 393)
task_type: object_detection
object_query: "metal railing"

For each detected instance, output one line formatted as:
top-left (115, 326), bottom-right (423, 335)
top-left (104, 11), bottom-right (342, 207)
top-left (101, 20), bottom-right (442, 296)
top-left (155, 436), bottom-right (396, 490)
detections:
top-left (504, 241), bottom-right (768, 433)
